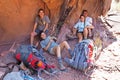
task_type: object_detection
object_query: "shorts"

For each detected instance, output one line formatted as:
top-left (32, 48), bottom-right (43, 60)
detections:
top-left (49, 45), bottom-right (59, 55)
top-left (35, 29), bottom-right (48, 35)
top-left (35, 29), bottom-right (42, 34)
top-left (77, 30), bottom-right (83, 33)
top-left (49, 47), bottom-right (55, 55)
top-left (76, 30), bottom-right (83, 35)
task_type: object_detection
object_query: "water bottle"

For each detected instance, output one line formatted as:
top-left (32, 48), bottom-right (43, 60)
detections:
top-left (20, 70), bottom-right (34, 80)
top-left (24, 74), bottom-right (34, 80)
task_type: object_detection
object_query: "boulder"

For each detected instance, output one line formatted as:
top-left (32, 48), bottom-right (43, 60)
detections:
top-left (0, 0), bottom-right (112, 45)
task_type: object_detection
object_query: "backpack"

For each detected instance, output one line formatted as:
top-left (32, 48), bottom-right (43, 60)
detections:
top-left (15, 45), bottom-right (32, 66)
top-left (15, 45), bottom-right (47, 70)
top-left (65, 39), bottom-right (94, 71)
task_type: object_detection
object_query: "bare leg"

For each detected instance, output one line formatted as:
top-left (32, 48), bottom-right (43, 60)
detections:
top-left (53, 46), bottom-right (66, 70)
top-left (59, 41), bottom-right (74, 57)
top-left (30, 32), bottom-right (37, 46)
top-left (88, 29), bottom-right (92, 37)
top-left (59, 41), bottom-right (71, 50)
top-left (86, 25), bottom-right (94, 37)
top-left (53, 46), bottom-right (61, 58)
top-left (77, 33), bottom-right (83, 42)
top-left (83, 27), bottom-right (88, 39)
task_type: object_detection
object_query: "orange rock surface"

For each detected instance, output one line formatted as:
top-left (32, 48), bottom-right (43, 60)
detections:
top-left (0, 0), bottom-right (112, 43)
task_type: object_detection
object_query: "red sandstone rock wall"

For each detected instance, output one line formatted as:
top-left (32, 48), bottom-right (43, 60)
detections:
top-left (0, 0), bottom-right (112, 43)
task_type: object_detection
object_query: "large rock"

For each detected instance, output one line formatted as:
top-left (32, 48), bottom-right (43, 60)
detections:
top-left (0, 0), bottom-right (112, 47)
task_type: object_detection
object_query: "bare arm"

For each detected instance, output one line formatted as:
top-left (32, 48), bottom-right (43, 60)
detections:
top-left (43, 23), bottom-right (48, 32)
top-left (44, 39), bottom-right (53, 51)
top-left (73, 28), bottom-right (77, 35)
top-left (35, 41), bottom-right (39, 48)
top-left (51, 36), bottom-right (57, 41)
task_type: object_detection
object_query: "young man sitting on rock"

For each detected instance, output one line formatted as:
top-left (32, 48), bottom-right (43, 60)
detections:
top-left (82, 10), bottom-right (94, 37)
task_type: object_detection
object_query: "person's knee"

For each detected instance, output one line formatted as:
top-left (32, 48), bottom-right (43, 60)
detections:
top-left (87, 25), bottom-right (94, 29)
top-left (31, 32), bottom-right (34, 36)
top-left (92, 26), bottom-right (94, 29)
top-left (61, 41), bottom-right (67, 45)
top-left (56, 46), bottom-right (61, 53)
top-left (56, 46), bottom-right (61, 57)
top-left (31, 32), bottom-right (36, 37)
top-left (90, 25), bottom-right (94, 29)
top-left (84, 28), bottom-right (89, 33)
top-left (63, 41), bottom-right (67, 44)
top-left (84, 27), bottom-right (88, 31)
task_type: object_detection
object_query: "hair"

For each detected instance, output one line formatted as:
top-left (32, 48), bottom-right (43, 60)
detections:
top-left (38, 8), bottom-right (44, 14)
top-left (79, 14), bottom-right (84, 18)
top-left (37, 31), bottom-right (45, 41)
top-left (81, 9), bottom-right (88, 15)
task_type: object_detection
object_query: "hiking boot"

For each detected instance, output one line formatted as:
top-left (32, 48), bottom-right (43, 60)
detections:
top-left (32, 48), bottom-right (38, 53)
top-left (64, 57), bottom-right (73, 65)
top-left (68, 49), bottom-right (74, 57)
top-left (45, 68), bottom-right (54, 73)
top-left (59, 63), bottom-right (66, 71)
top-left (66, 34), bottom-right (77, 40)
top-left (31, 45), bottom-right (38, 53)
top-left (58, 57), bottom-right (66, 71)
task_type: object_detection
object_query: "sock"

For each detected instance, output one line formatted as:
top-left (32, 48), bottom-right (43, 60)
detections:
top-left (58, 57), bottom-right (66, 70)
top-left (68, 49), bottom-right (73, 57)
top-left (31, 44), bottom-right (36, 48)
top-left (31, 44), bottom-right (33, 47)
top-left (84, 37), bottom-right (87, 40)
top-left (57, 57), bottom-right (62, 63)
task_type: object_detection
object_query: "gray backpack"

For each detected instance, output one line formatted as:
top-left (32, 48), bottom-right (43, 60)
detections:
top-left (15, 45), bottom-right (46, 67)
top-left (65, 39), bottom-right (93, 71)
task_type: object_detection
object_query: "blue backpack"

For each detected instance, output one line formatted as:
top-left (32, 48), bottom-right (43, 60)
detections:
top-left (15, 45), bottom-right (47, 68)
top-left (65, 39), bottom-right (94, 71)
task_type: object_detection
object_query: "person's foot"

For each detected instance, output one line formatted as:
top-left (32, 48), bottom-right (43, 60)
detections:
top-left (89, 33), bottom-right (92, 37)
top-left (45, 68), bottom-right (55, 73)
top-left (66, 34), bottom-right (77, 40)
top-left (59, 63), bottom-right (66, 71)
top-left (64, 57), bottom-right (73, 65)
top-left (31, 45), bottom-right (36, 48)
top-left (68, 49), bottom-right (74, 57)
top-left (31, 45), bottom-right (38, 53)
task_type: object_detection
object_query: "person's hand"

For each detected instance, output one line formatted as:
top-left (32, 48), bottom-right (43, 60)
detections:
top-left (49, 39), bottom-right (53, 43)
top-left (51, 37), bottom-right (57, 42)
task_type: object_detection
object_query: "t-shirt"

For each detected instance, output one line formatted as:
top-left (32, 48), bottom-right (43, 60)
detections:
top-left (40, 36), bottom-right (58, 53)
top-left (35, 15), bottom-right (50, 30)
top-left (85, 17), bottom-right (92, 26)
top-left (74, 20), bottom-right (88, 32)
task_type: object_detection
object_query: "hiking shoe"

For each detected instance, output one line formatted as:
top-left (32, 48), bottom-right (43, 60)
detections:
top-left (32, 48), bottom-right (38, 53)
top-left (66, 34), bottom-right (77, 40)
top-left (46, 68), bottom-right (58, 74)
top-left (64, 57), bottom-right (73, 64)
top-left (31, 45), bottom-right (38, 53)
top-left (45, 68), bottom-right (54, 73)
top-left (59, 63), bottom-right (66, 71)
